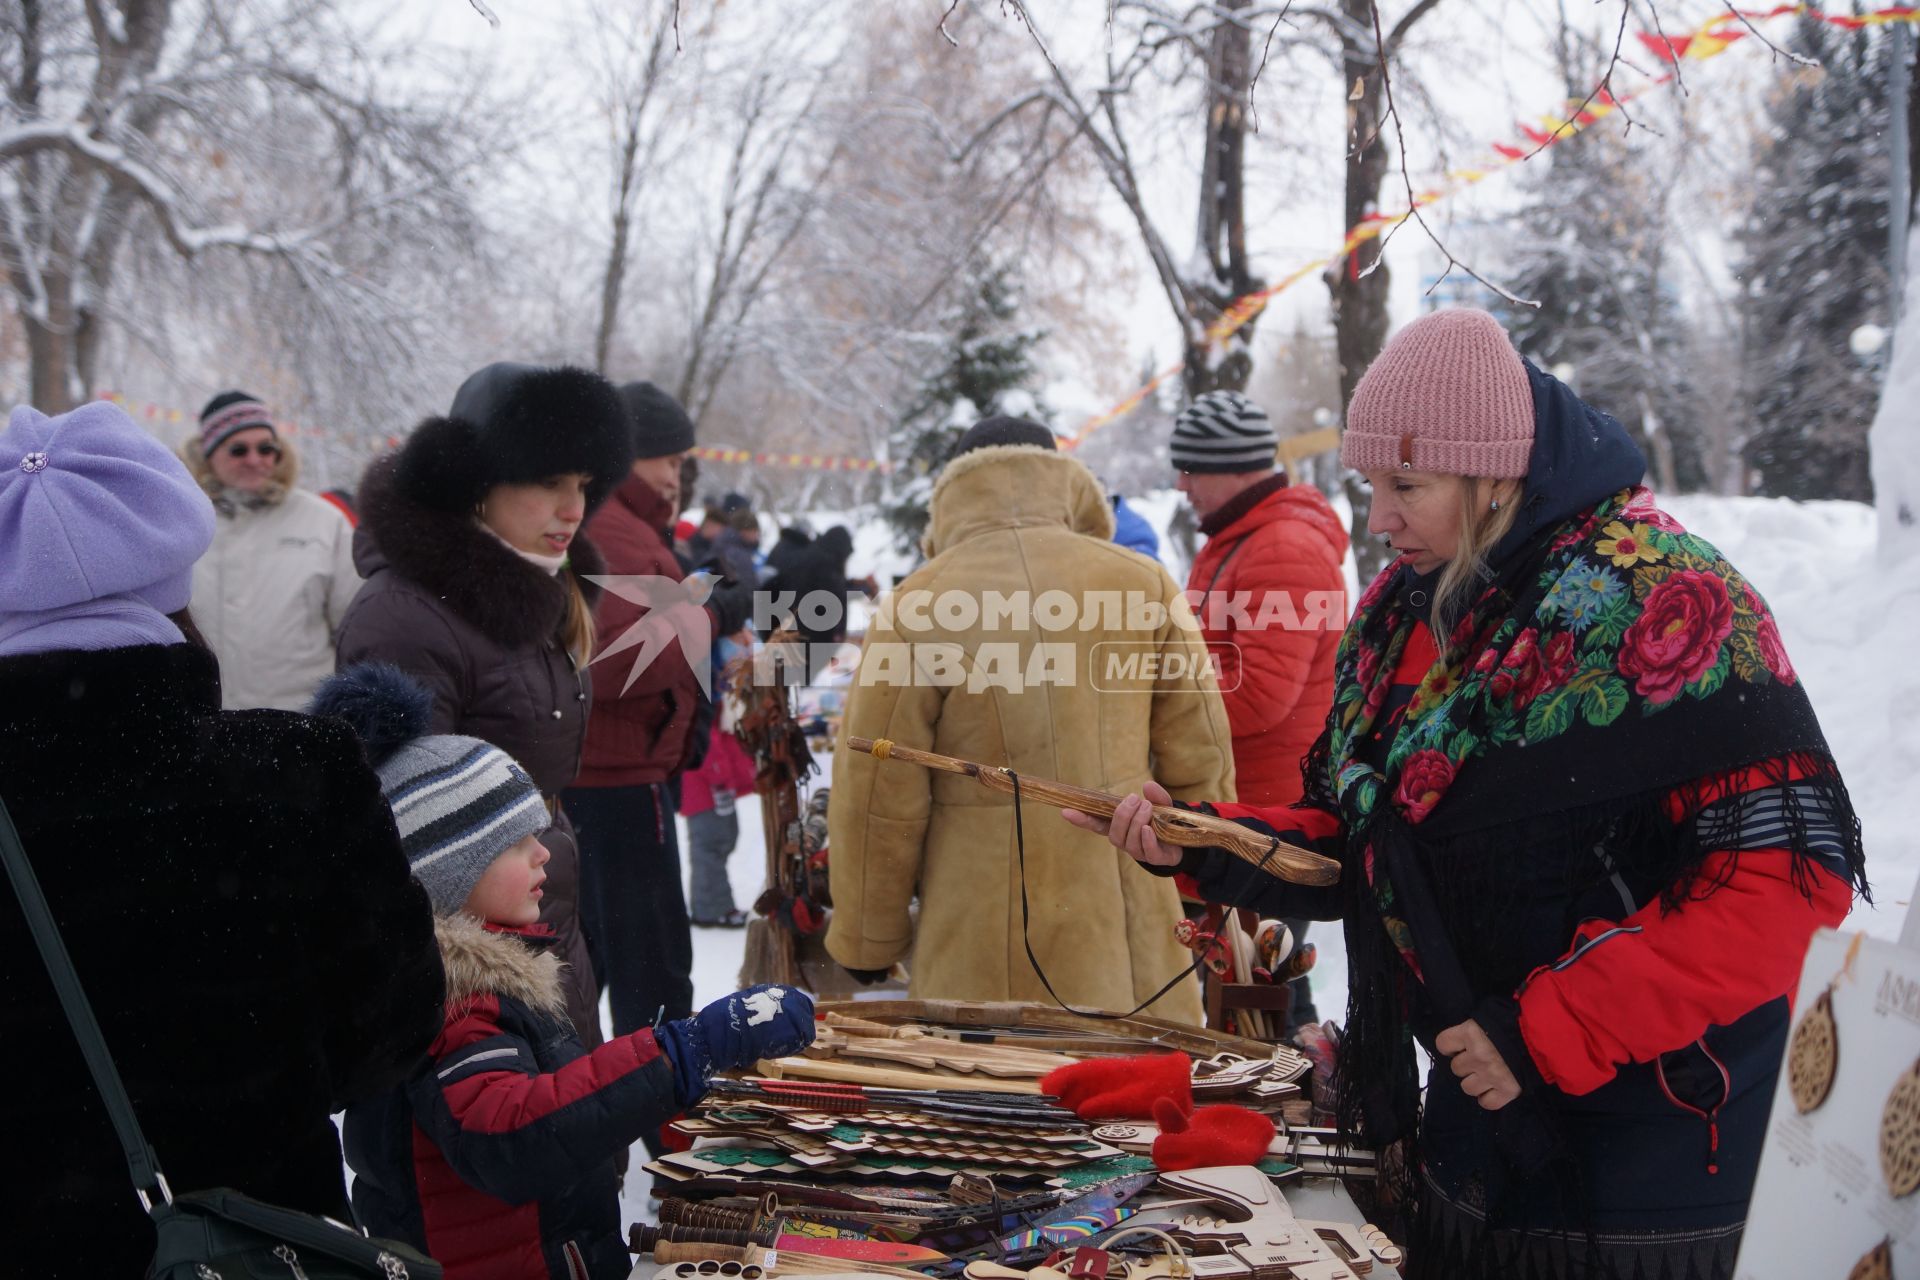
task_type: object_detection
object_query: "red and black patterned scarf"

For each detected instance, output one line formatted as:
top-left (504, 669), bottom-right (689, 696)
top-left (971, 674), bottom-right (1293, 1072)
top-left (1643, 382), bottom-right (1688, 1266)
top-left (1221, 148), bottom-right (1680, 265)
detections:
top-left (1302, 485), bottom-right (1865, 1173)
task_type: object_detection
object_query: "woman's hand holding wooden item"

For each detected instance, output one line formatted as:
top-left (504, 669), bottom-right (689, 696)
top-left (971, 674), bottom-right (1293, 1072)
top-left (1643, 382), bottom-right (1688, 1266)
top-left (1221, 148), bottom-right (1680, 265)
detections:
top-left (1062, 780), bottom-right (1181, 867)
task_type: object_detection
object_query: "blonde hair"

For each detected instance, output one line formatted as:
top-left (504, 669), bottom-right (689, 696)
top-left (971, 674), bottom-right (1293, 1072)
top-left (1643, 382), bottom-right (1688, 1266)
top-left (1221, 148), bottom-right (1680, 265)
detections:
top-left (180, 429), bottom-right (299, 504)
top-left (561, 570), bottom-right (596, 666)
top-left (1431, 475), bottom-right (1521, 653)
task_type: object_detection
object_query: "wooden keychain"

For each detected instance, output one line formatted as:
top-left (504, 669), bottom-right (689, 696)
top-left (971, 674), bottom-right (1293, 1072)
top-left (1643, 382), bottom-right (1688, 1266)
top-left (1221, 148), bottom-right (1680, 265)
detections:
top-left (1787, 931), bottom-right (1865, 1114)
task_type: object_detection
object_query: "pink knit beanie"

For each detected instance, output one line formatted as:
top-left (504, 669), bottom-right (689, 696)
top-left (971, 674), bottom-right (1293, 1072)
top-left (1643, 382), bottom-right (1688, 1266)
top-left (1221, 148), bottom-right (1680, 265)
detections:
top-left (1342, 309), bottom-right (1534, 478)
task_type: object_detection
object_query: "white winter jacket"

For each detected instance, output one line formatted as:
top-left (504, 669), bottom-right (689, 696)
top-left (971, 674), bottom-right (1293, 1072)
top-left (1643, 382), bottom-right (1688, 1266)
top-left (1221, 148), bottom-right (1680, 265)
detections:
top-left (190, 489), bottom-right (361, 710)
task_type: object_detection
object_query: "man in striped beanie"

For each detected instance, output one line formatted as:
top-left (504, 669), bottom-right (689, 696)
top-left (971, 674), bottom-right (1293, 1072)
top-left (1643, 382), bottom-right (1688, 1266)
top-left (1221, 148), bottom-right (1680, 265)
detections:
top-left (1168, 389), bottom-right (1350, 1033)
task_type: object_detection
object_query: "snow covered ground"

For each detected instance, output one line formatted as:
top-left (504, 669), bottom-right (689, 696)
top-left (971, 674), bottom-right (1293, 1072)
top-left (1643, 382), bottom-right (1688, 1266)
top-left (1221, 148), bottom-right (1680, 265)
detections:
top-left (616, 489), bottom-right (1913, 1230)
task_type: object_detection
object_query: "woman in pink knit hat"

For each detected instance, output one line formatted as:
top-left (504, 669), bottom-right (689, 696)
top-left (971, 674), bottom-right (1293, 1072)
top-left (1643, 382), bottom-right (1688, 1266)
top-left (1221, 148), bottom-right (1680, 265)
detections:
top-left (1071, 308), bottom-right (1867, 1278)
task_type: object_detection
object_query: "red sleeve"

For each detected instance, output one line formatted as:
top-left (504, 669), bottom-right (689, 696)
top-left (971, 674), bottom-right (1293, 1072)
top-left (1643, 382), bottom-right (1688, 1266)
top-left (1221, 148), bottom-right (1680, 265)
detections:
top-left (1516, 757), bottom-right (1852, 1096)
top-left (1211, 801), bottom-right (1342, 844)
top-left (410, 999), bottom-right (678, 1204)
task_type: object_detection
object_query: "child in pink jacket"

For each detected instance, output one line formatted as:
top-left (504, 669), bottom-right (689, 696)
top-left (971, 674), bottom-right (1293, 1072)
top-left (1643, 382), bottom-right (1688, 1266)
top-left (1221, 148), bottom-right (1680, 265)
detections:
top-left (681, 716), bottom-right (757, 927)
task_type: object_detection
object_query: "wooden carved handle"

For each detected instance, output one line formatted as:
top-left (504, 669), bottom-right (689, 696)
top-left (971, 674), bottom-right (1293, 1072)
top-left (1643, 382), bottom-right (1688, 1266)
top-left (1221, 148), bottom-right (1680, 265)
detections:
top-left (846, 737), bottom-right (1339, 887)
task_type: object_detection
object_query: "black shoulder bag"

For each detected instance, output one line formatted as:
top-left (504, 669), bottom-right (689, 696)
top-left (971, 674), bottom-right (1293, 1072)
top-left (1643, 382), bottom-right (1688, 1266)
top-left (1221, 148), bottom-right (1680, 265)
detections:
top-left (0, 795), bottom-right (441, 1280)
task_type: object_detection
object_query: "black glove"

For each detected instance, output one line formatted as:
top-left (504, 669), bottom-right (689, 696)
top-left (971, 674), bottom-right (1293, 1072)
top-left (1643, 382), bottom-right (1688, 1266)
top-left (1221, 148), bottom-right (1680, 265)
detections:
top-left (653, 984), bottom-right (816, 1107)
top-left (844, 966), bottom-right (891, 986)
top-left (705, 575), bottom-right (755, 639)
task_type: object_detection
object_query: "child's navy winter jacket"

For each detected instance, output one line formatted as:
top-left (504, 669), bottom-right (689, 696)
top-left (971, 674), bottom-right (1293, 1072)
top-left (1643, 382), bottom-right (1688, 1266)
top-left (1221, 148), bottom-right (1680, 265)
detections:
top-left (344, 914), bottom-right (679, 1279)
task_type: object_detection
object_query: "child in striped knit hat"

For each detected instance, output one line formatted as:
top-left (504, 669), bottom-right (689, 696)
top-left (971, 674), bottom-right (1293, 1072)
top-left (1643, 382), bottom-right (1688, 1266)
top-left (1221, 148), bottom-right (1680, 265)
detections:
top-left (311, 663), bottom-right (813, 1280)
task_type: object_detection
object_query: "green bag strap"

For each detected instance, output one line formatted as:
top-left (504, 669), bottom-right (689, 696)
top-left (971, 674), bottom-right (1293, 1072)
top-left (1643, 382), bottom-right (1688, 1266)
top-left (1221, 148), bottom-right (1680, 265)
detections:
top-left (0, 793), bottom-right (171, 1209)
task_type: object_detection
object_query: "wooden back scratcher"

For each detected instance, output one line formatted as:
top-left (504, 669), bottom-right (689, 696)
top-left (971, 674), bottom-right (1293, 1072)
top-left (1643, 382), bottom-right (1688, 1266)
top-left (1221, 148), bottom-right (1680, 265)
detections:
top-left (845, 737), bottom-right (1340, 888)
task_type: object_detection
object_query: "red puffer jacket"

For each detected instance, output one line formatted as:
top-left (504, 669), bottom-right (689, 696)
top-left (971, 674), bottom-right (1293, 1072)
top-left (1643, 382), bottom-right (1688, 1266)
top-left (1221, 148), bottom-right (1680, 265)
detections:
top-left (1185, 478), bottom-right (1349, 805)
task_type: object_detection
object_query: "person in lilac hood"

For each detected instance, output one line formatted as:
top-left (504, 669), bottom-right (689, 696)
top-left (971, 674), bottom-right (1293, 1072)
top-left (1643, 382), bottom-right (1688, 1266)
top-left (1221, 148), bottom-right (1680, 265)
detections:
top-left (0, 400), bottom-right (443, 1274)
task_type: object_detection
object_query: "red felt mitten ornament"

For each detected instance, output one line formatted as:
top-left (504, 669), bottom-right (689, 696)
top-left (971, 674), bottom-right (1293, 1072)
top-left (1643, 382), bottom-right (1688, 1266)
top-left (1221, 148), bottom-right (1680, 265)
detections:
top-left (1041, 1052), bottom-right (1193, 1120)
top-left (1149, 1098), bottom-right (1276, 1171)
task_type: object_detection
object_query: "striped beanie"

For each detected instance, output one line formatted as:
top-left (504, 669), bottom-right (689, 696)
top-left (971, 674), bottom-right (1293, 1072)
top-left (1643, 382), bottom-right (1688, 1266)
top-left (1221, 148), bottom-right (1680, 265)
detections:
top-left (198, 390), bottom-right (277, 457)
top-left (1170, 391), bottom-right (1278, 474)
top-left (310, 664), bottom-right (548, 914)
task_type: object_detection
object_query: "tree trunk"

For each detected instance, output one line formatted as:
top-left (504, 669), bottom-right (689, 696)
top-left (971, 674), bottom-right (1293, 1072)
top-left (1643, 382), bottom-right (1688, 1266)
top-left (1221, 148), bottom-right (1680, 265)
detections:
top-left (594, 125), bottom-right (641, 374)
top-left (1183, 0), bottom-right (1262, 399)
top-left (26, 322), bottom-right (77, 413)
top-left (1328, 0), bottom-right (1397, 586)
top-left (23, 270), bottom-right (82, 412)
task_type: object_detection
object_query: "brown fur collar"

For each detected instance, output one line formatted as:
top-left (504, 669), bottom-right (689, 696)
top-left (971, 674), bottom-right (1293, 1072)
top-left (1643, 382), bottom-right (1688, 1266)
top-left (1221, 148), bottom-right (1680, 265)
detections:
top-left (434, 913), bottom-right (569, 1021)
top-left (355, 455), bottom-right (606, 650)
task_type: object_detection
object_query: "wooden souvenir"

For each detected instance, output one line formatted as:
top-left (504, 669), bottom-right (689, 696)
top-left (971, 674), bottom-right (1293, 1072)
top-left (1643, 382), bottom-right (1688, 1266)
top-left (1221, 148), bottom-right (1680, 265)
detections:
top-left (1788, 988), bottom-right (1839, 1113)
top-left (812, 998), bottom-right (1276, 1059)
top-left (808, 1027), bottom-right (1077, 1079)
top-left (1359, 1225), bottom-right (1402, 1270)
top-left (708, 1076), bottom-right (1080, 1125)
top-left (1295, 1221), bottom-right (1373, 1275)
top-left (962, 1264), bottom-right (1070, 1280)
top-left (782, 1111), bottom-right (1092, 1145)
top-left (844, 737), bottom-right (1339, 887)
top-left (1884, 1057), bottom-right (1920, 1199)
top-left (1154, 1165), bottom-right (1365, 1280)
top-left (641, 1235), bottom-right (936, 1279)
top-left (1174, 918), bottom-right (1233, 978)
top-left (1190, 1053), bottom-right (1275, 1099)
top-left (1285, 1129), bottom-right (1379, 1179)
top-left (1090, 1123), bottom-right (1289, 1160)
top-left (1850, 1237), bottom-right (1894, 1280)
top-left (740, 635), bottom-right (819, 989)
top-left (756, 1056), bottom-right (1047, 1095)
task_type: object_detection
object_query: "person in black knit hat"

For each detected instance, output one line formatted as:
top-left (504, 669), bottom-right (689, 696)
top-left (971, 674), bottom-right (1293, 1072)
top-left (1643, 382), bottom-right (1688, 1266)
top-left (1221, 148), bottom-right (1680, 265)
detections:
top-left (336, 361), bottom-right (634, 1052)
top-left (566, 380), bottom-right (754, 1134)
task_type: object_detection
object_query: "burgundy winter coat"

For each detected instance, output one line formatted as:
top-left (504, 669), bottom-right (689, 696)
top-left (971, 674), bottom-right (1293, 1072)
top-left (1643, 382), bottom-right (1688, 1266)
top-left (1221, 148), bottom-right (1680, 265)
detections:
top-left (336, 456), bottom-right (606, 1047)
top-left (574, 472), bottom-right (708, 787)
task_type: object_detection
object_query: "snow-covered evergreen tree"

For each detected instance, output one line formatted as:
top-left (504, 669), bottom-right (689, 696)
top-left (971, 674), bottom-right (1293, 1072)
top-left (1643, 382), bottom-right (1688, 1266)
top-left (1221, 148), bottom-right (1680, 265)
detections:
top-left (1870, 221), bottom-right (1919, 564)
top-left (1503, 49), bottom-right (1707, 493)
top-left (883, 262), bottom-right (1051, 553)
top-left (1736, 13), bottom-right (1891, 502)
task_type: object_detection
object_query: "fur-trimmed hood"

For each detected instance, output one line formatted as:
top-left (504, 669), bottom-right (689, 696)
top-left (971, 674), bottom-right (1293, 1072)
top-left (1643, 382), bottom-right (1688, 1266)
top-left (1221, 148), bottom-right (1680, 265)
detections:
top-left (353, 454), bottom-right (605, 651)
top-left (434, 913), bottom-right (569, 1021)
top-left (922, 444), bottom-right (1116, 559)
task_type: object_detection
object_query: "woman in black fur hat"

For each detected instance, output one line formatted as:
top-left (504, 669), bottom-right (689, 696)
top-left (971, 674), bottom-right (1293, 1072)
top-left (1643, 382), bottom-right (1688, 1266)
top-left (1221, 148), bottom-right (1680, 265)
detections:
top-left (336, 362), bottom-right (635, 1048)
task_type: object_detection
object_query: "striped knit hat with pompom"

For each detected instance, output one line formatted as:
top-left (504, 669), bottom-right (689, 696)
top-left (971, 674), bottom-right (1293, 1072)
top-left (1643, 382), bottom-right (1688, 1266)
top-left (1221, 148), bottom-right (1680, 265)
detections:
top-left (310, 663), bottom-right (548, 914)
top-left (1169, 391), bottom-right (1279, 474)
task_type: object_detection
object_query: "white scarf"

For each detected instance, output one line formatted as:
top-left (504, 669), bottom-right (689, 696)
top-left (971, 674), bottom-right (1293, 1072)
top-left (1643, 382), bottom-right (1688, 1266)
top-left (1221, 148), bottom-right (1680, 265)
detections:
top-left (482, 522), bottom-right (568, 576)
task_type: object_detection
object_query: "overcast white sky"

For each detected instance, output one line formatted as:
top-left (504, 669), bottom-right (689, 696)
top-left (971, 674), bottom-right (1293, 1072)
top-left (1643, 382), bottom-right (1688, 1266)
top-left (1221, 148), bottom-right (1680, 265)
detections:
top-left (384, 0), bottom-right (1837, 422)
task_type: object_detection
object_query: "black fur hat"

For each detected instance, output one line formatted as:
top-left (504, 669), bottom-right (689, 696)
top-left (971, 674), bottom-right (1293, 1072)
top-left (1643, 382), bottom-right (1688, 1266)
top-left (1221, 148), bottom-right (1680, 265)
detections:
top-left (393, 362), bottom-right (635, 514)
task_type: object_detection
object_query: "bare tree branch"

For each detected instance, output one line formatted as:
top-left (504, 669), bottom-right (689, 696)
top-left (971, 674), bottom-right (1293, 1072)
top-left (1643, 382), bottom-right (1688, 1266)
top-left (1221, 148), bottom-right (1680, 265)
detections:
top-left (1365, 2), bottom-right (1536, 308)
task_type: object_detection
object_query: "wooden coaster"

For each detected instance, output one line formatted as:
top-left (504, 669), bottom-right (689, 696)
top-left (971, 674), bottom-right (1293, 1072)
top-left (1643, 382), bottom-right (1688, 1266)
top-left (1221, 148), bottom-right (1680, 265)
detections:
top-left (1883, 1059), bottom-right (1920, 1198)
top-left (1850, 1236), bottom-right (1894, 1280)
top-left (1788, 989), bottom-right (1839, 1113)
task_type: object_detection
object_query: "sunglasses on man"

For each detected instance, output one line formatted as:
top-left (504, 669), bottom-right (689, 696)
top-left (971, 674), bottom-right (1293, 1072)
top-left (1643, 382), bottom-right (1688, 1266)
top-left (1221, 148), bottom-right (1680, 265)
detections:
top-left (225, 440), bottom-right (282, 460)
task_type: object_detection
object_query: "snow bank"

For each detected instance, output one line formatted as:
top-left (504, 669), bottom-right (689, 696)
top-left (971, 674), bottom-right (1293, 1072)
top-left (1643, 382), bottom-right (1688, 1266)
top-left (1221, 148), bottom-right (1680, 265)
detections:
top-left (1662, 494), bottom-right (1917, 935)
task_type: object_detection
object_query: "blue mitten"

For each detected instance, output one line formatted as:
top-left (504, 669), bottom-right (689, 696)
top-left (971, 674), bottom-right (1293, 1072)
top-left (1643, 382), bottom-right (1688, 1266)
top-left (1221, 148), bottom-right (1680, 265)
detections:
top-left (653, 984), bottom-right (816, 1107)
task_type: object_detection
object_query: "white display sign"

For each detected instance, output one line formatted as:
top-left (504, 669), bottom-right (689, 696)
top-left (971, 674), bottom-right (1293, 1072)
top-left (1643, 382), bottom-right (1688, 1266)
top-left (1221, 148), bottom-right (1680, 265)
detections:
top-left (1736, 927), bottom-right (1920, 1278)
